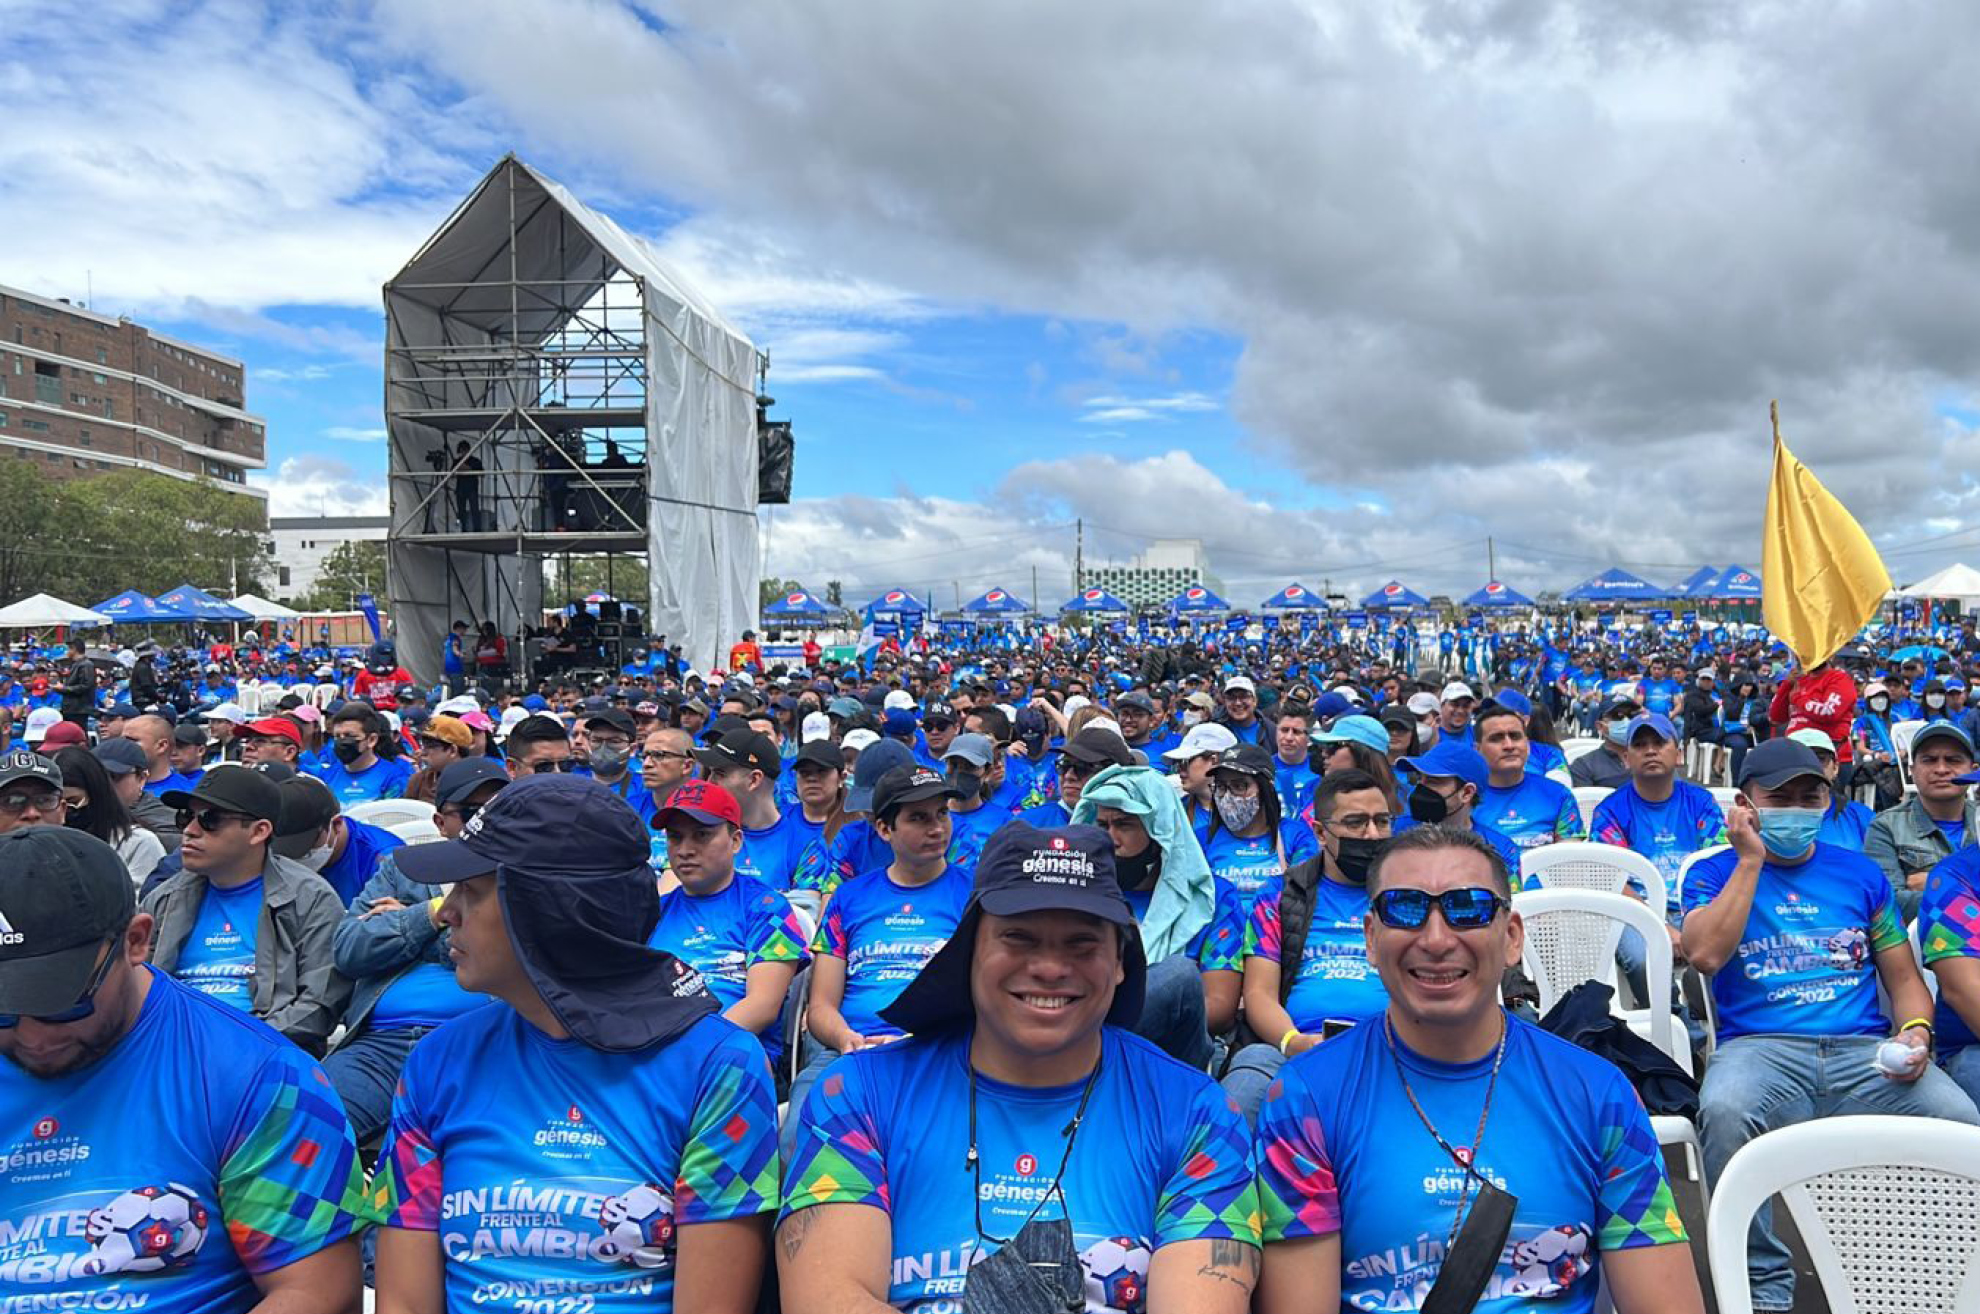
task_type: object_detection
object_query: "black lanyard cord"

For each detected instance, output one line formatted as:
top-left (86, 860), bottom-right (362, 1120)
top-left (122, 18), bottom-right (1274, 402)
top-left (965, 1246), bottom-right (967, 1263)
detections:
top-left (1384, 1011), bottom-right (1510, 1248)
top-left (967, 1049), bottom-right (1105, 1247)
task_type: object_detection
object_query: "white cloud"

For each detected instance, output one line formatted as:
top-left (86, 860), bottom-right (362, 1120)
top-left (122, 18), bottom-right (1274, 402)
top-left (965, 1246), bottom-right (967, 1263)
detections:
top-left (251, 456), bottom-right (387, 518)
top-left (324, 426), bottom-right (386, 443)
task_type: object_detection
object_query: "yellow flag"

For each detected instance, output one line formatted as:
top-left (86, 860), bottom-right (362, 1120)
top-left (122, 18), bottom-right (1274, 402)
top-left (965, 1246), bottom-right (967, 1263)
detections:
top-left (1762, 402), bottom-right (1891, 667)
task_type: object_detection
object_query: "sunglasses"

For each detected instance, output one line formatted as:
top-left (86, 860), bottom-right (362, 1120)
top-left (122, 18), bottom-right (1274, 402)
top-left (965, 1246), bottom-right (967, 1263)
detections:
top-left (176, 806), bottom-right (254, 833)
top-left (1371, 887), bottom-right (1507, 931)
top-left (441, 803), bottom-right (482, 827)
top-left (527, 758), bottom-right (578, 774)
top-left (0, 936), bottom-right (119, 1028)
top-left (0, 790), bottom-right (64, 817)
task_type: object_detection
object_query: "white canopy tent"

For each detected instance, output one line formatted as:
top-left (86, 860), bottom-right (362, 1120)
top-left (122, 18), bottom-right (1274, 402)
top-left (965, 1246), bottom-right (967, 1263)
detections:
top-left (1896, 563), bottom-right (1980, 610)
top-left (229, 594), bottom-right (302, 621)
top-left (0, 593), bottom-right (112, 628)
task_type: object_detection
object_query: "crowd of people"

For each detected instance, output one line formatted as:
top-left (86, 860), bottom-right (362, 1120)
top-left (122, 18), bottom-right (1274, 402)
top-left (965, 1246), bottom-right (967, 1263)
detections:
top-left (5, 606), bottom-right (1980, 1312)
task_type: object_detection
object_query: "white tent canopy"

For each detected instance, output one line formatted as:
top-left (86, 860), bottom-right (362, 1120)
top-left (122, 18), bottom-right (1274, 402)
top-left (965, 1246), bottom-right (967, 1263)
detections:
top-left (1897, 563), bottom-right (1980, 609)
top-left (229, 593), bottom-right (302, 621)
top-left (0, 593), bottom-right (112, 628)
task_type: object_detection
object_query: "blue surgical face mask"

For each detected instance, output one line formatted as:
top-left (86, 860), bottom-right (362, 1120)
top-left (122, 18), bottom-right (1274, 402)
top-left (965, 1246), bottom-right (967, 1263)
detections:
top-left (1606, 720), bottom-right (1631, 745)
top-left (1756, 806), bottom-right (1825, 859)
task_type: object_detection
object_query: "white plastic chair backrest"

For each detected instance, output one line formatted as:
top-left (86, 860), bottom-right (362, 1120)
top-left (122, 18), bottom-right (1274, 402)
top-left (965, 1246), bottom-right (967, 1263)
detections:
top-left (1912, 917), bottom-right (1940, 1002)
top-left (385, 817), bottom-right (442, 844)
top-left (1514, 888), bottom-right (1682, 1069)
top-left (1709, 785), bottom-right (1741, 817)
top-left (346, 798), bottom-right (438, 829)
top-left (1673, 845), bottom-right (1732, 910)
top-left (1521, 840), bottom-right (1667, 918)
top-left (1705, 1114), bottom-right (1980, 1314)
top-left (235, 679), bottom-right (260, 712)
top-left (313, 682), bottom-right (342, 709)
top-left (786, 896), bottom-right (819, 947)
top-left (1570, 786), bottom-right (1612, 833)
top-left (1893, 719), bottom-right (1929, 762)
top-left (1560, 737), bottom-right (1603, 765)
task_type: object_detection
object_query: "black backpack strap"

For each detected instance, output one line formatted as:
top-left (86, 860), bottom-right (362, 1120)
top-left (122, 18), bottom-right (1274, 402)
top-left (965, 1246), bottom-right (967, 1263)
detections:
top-left (1275, 856), bottom-right (1328, 1007)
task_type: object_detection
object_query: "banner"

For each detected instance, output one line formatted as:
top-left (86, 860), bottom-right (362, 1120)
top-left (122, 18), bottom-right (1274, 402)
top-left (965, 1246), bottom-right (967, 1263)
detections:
top-left (1345, 611), bottom-right (1368, 630)
top-left (355, 593), bottom-right (382, 643)
top-left (1649, 609), bottom-right (1673, 625)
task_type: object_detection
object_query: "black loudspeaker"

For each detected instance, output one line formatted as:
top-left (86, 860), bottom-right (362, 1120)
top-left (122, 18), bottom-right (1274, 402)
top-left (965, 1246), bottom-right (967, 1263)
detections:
top-left (758, 420), bottom-right (793, 503)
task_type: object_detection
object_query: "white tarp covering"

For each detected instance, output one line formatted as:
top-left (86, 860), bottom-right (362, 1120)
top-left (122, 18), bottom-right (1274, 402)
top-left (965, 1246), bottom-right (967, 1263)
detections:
top-left (228, 593), bottom-right (302, 621)
top-left (0, 593), bottom-right (111, 628)
top-left (384, 155), bottom-right (759, 680)
top-left (1898, 562), bottom-right (1980, 608)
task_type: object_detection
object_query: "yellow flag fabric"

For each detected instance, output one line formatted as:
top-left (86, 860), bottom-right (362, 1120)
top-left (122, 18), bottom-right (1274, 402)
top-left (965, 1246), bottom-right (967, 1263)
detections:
top-left (1762, 425), bottom-right (1891, 668)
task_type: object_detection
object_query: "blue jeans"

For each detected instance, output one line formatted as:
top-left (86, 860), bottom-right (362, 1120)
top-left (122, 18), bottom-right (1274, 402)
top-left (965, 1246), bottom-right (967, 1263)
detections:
top-left (323, 1025), bottom-right (432, 1144)
top-left (1221, 1043), bottom-right (1286, 1127)
top-left (1133, 954), bottom-right (1212, 1071)
top-left (1700, 1034), bottom-right (1980, 1310)
top-left (780, 1037), bottom-right (841, 1164)
top-left (1944, 1046), bottom-right (1980, 1109)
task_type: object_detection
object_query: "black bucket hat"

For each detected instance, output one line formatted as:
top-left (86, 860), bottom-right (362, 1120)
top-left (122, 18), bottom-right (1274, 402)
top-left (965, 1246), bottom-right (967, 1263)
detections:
top-left (396, 773), bottom-right (716, 1052)
top-left (881, 822), bottom-right (1145, 1036)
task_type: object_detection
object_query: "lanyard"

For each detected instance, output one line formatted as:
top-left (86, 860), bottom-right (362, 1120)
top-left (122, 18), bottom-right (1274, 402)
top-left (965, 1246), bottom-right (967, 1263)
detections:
top-left (1384, 1012), bottom-right (1509, 1247)
top-left (966, 1050), bottom-right (1104, 1247)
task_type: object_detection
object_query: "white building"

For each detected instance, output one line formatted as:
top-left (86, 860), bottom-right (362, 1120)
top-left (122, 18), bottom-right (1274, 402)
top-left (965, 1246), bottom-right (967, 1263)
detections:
top-left (1083, 538), bottom-right (1224, 607)
top-left (269, 515), bottom-right (389, 602)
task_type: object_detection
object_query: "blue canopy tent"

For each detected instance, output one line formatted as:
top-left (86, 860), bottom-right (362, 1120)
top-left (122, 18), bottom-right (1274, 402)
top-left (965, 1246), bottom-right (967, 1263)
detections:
top-left (1168, 584), bottom-right (1230, 612)
top-left (1673, 566), bottom-right (1721, 598)
top-left (763, 588), bottom-right (834, 621)
top-left (862, 589), bottom-right (927, 616)
top-left (1261, 582), bottom-right (1324, 610)
top-left (1702, 564), bottom-right (1763, 601)
top-left (1362, 580), bottom-right (1429, 608)
top-left (1061, 587), bottom-right (1130, 613)
top-left (91, 589), bottom-right (193, 623)
top-left (154, 583), bottom-right (253, 623)
top-left (1463, 581), bottom-right (1535, 608)
top-left (1563, 568), bottom-right (1664, 604)
top-left (961, 587), bottom-right (1031, 616)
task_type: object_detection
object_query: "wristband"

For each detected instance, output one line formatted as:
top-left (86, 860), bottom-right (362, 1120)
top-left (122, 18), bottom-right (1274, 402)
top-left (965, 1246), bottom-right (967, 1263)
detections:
top-left (1277, 1027), bottom-right (1301, 1056)
top-left (1899, 1017), bottom-right (1936, 1037)
top-left (428, 895), bottom-right (445, 917)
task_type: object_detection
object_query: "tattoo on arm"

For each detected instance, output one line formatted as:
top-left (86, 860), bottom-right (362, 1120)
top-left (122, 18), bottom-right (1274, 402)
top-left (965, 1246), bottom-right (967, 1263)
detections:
top-left (1197, 1236), bottom-right (1262, 1290)
top-left (778, 1209), bottom-right (817, 1263)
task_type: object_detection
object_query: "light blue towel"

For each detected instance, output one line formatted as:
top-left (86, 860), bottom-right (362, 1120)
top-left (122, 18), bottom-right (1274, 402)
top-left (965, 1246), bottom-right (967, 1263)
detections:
top-left (1071, 765), bottom-right (1214, 961)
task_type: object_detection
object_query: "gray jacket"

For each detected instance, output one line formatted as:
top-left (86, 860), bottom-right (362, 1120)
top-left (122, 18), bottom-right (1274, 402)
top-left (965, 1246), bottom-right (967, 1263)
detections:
top-left (1865, 793), bottom-right (1980, 911)
top-left (141, 852), bottom-right (351, 1055)
top-left (129, 790), bottom-right (183, 854)
top-left (331, 850), bottom-right (459, 1037)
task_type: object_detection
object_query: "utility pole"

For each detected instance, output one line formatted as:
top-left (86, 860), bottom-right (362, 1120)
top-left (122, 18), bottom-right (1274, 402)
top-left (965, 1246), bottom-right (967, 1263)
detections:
top-left (1032, 564), bottom-right (1039, 608)
top-left (1074, 519), bottom-right (1084, 591)
top-left (1487, 537), bottom-right (1496, 581)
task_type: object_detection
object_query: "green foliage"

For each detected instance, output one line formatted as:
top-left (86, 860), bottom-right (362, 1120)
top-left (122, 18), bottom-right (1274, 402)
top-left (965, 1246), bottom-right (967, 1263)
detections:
top-left (297, 539), bottom-right (388, 611)
top-left (825, 579), bottom-right (843, 607)
top-left (542, 554), bottom-right (649, 609)
top-left (759, 576), bottom-right (803, 608)
top-left (0, 462), bottom-right (269, 603)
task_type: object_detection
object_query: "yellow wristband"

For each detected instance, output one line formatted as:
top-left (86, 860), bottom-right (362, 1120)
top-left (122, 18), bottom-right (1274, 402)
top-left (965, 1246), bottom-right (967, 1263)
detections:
top-left (428, 896), bottom-right (445, 916)
top-left (1277, 1027), bottom-right (1301, 1056)
top-left (1899, 1017), bottom-right (1936, 1035)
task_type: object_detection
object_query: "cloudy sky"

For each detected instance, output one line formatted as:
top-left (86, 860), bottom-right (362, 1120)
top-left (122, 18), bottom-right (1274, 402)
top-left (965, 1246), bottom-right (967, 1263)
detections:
top-left (6, 0), bottom-right (1980, 606)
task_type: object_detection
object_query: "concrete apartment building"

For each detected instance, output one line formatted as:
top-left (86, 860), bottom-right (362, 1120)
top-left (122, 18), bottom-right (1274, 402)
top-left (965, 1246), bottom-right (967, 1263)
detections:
top-left (1083, 537), bottom-right (1225, 608)
top-left (0, 282), bottom-right (267, 494)
top-left (268, 514), bottom-right (391, 602)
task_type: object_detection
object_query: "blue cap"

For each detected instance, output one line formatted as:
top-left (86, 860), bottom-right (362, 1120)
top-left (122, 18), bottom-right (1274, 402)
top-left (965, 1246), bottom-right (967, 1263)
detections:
top-left (1314, 714), bottom-right (1390, 755)
top-left (1914, 722), bottom-right (1976, 759)
top-left (1624, 712), bottom-right (1679, 744)
top-left (1493, 689), bottom-right (1533, 718)
top-left (845, 739), bottom-right (917, 813)
top-left (882, 708), bottom-right (918, 738)
top-left (1310, 691), bottom-right (1354, 721)
top-left (521, 694), bottom-right (549, 712)
top-left (1399, 740), bottom-right (1488, 789)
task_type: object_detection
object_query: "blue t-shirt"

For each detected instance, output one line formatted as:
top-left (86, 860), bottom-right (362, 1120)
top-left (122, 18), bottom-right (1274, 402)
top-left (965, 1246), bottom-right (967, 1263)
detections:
top-left (370, 961), bottom-right (488, 1031)
top-left (173, 879), bottom-right (262, 1011)
top-left (319, 817), bottom-right (405, 904)
top-left (946, 800), bottom-right (1014, 874)
top-left (374, 1007), bottom-right (778, 1312)
top-left (1641, 677), bottom-right (1682, 716)
top-left (1274, 758), bottom-right (1320, 821)
top-left (735, 808), bottom-right (812, 890)
top-left (312, 754), bottom-right (414, 808)
top-left (1122, 876), bottom-right (1246, 974)
top-left (1681, 843), bottom-right (1905, 1041)
top-left (1943, 819), bottom-right (1969, 850)
top-left (782, 1027), bottom-right (1261, 1313)
top-left (143, 769), bottom-right (198, 798)
top-left (813, 864), bottom-right (975, 1040)
top-left (1247, 874), bottom-right (1388, 1030)
top-left (1527, 740), bottom-right (1568, 777)
top-left (1590, 781), bottom-right (1727, 918)
top-left (1920, 849), bottom-right (1980, 1056)
top-left (0, 968), bottom-right (366, 1309)
top-left (1256, 1015), bottom-right (1685, 1313)
top-left (647, 873), bottom-right (810, 1062)
top-left (1475, 774), bottom-right (1585, 850)
top-left (1820, 798), bottom-right (1875, 851)
top-left (820, 818), bottom-right (894, 900)
top-left (1201, 821), bottom-right (1320, 911)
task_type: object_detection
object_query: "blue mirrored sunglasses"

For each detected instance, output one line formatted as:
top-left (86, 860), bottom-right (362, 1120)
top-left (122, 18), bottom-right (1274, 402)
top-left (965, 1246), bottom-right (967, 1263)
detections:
top-left (1371, 887), bottom-right (1507, 931)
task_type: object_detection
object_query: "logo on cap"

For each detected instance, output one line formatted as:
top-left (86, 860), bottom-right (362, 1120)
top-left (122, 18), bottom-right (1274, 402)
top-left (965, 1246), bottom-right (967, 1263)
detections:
top-left (0, 909), bottom-right (21, 948)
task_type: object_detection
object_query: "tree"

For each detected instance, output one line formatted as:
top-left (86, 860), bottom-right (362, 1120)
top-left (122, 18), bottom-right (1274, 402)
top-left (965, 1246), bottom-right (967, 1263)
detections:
top-left (542, 555), bottom-right (649, 608)
top-left (760, 577), bottom-right (803, 608)
top-left (0, 460), bottom-right (78, 603)
top-left (826, 579), bottom-right (843, 607)
top-left (299, 540), bottom-right (387, 612)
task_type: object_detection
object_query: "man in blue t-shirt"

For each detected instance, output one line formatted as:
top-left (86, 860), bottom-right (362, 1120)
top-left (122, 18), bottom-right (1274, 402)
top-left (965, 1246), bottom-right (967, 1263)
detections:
top-left (1590, 712), bottom-right (1727, 919)
top-left (1682, 739), bottom-right (1979, 1312)
top-left (0, 826), bottom-right (368, 1312)
top-left (780, 821), bottom-right (1263, 1311)
top-left (311, 703), bottom-right (413, 808)
top-left (1255, 823), bottom-right (1703, 1313)
top-left (1393, 739), bottom-right (1522, 873)
top-left (696, 726), bottom-right (809, 889)
top-left (1270, 705), bottom-right (1319, 819)
top-left (270, 773), bottom-right (403, 904)
top-left (942, 731), bottom-right (1019, 872)
top-left (372, 774), bottom-right (780, 1313)
top-left (1789, 727), bottom-right (1875, 850)
top-left (1472, 700), bottom-right (1584, 851)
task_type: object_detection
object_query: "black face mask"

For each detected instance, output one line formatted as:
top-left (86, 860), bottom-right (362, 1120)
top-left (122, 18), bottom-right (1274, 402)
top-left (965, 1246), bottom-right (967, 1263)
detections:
top-left (948, 769), bottom-right (983, 803)
top-left (1331, 835), bottom-right (1385, 884)
top-left (1113, 842), bottom-right (1161, 891)
top-left (1407, 782), bottom-right (1450, 825)
top-left (332, 739), bottom-right (365, 765)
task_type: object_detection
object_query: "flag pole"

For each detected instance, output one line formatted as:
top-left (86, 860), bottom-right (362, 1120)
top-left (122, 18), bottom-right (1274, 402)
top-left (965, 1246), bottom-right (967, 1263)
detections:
top-left (1770, 399), bottom-right (1780, 443)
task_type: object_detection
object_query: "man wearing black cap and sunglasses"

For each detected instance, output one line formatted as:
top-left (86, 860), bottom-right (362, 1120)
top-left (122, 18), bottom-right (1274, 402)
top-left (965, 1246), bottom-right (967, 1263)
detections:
top-left (1255, 824), bottom-right (1703, 1314)
top-left (780, 821), bottom-right (1263, 1313)
top-left (369, 774), bottom-right (779, 1314)
top-left (0, 827), bottom-right (368, 1311)
top-left (697, 726), bottom-right (809, 891)
top-left (140, 764), bottom-right (349, 1054)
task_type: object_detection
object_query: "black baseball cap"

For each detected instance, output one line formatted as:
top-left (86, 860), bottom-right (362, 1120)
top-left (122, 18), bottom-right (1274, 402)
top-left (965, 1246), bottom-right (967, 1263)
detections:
top-left (0, 751), bottom-right (62, 792)
top-left (1213, 742), bottom-right (1277, 781)
top-left (1114, 691), bottom-right (1157, 714)
top-left (91, 738), bottom-right (149, 777)
top-left (0, 828), bottom-right (137, 1016)
top-left (582, 708), bottom-right (637, 738)
top-left (921, 701), bottom-right (958, 726)
top-left (271, 776), bottom-right (341, 859)
top-left (160, 763), bottom-right (280, 823)
top-left (694, 728), bottom-right (782, 780)
top-left (1059, 726), bottom-right (1135, 768)
top-left (397, 774), bottom-right (717, 1052)
top-left (882, 823), bottom-right (1144, 1035)
top-left (871, 765), bottom-right (960, 822)
top-left (173, 723), bottom-right (210, 748)
top-left (1737, 738), bottom-right (1829, 790)
top-left (435, 757), bottom-right (511, 809)
top-left (791, 740), bottom-right (844, 772)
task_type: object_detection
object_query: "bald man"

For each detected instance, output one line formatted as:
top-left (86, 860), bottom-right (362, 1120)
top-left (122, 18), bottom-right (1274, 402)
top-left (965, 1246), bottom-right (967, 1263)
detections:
top-left (125, 715), bottom-right (198, 796)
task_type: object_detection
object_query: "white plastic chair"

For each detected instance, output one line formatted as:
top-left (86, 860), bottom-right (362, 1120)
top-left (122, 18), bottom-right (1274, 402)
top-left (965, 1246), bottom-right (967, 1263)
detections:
top-left (1673, 846), bottom-right (1730, 1059)
top-left (386, 816), bottom-right (442, 844)
top-left (1570, 786), bottom-right (1613, 834)
top-left (1705, 1115), bottom-right (1980, 1314)
top-left (1514, 888), bottom-right (1703, 1183)
top-left (313, 681), bottom-right (343, 709)
top-left (347, 798), bottom-right (438, 829)
top-left (1560, 736), bottom-right (1603, 765)
top-left (1521, 840), bottom-right (1668, 922)
top-left (234, 678), bottom-right (261, 713)
top-left (1709, 785), bottom-right (1741, 817)
top-left (1892, 718), bottom-right (1930, 792)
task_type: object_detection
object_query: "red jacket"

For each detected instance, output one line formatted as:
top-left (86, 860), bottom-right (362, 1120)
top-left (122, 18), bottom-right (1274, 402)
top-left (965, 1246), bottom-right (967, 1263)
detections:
top-left (1769, 668), bottom-right (1857, 763)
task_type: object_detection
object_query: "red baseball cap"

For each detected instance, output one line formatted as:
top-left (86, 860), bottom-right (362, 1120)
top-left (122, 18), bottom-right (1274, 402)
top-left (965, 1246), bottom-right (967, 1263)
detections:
top-left (649, 779), bottom-right (741, 831)
top-left (241, 716), bottom-right (303, 747)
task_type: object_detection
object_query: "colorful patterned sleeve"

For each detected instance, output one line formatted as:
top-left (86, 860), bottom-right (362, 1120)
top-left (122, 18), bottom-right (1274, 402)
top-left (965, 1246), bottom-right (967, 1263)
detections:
top-left (1253, 1065), bottom-right (1341, 1243)
top-left (1556, 789), bottom-right (1587, 841)
top-left (1153, 1081), bottom-right (1262, 1248)
top-left (1866, 881), bottom-right (1906, 955)
top-left (1245, 881), bottom-right (1284, 963)
top-left (1920, 857), bottom-right (1980, 963)
top-left (1196, 881), bottom-right (1245, 974)
top-left (748, 890), bottom-right (812, 966)
top-left (676, 1030), bottom-right (781, 1225)
top-left (781, 1053), bottom-right (891, 1222)
top-left (1590, 800), bottom-right (1629, 850)
top-left (815, 896), bottom-right (851, 959)
top-left (790, 837), bottom-right (835, 895)
top-left (217, 1050), bottom-right (368, 1271)
top-left (1592, 1078), bottom-right (1687, 1250)
top-left (369, 1064), bottom-right (443, 1231)
top-left (1694, 794), bottom-right (1728, 848)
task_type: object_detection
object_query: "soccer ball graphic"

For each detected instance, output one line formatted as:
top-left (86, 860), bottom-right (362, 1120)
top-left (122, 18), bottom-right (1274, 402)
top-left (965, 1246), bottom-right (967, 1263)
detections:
top-left (1080, 1235), bottom-right (1152, 1312)
top-left (82, 1183), bottom-right (210, 1275)
top-left (1507, 1223), bottom-right (1591, 1297)
top-left (597, 1184), bottom-right (676, 1269)
top-left (1827, 927), bottom-right (1870, 971)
